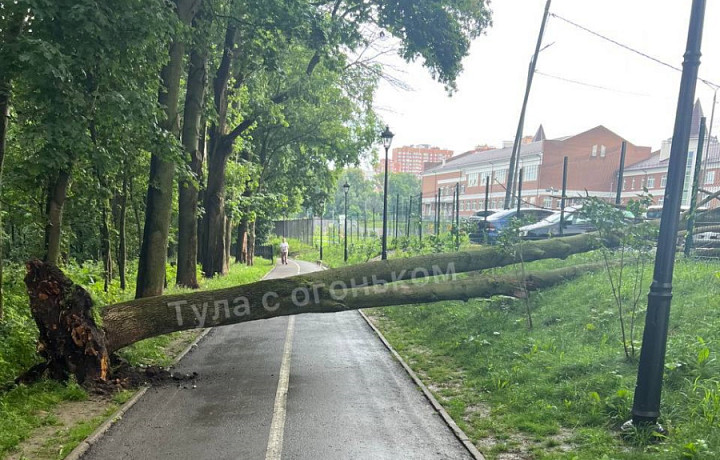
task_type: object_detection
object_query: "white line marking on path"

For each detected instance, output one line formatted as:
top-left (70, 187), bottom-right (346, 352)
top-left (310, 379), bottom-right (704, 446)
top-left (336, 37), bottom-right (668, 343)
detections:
top-left (291, 259), bottom-right (301, 275)
top-left (265, 316), bottom-right (296, 460)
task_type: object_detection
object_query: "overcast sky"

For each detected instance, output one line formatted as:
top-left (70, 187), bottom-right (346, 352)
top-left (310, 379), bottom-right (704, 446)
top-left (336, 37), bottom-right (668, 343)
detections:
top-left (372, 0), bottom-right (720, 160)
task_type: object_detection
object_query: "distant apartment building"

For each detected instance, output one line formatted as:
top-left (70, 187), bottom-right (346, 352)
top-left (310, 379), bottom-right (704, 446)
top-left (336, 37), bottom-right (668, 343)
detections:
top-left (376, 144), bottom-right (453, 177)
top-left (622, 99), bottom-right (720, 208)
top-left (421, 125), bottom-right (653, 217)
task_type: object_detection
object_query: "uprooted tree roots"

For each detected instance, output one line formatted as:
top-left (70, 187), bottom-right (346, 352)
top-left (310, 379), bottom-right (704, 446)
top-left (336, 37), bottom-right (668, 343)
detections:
top-left (19, 234), bottom-right (611, 387)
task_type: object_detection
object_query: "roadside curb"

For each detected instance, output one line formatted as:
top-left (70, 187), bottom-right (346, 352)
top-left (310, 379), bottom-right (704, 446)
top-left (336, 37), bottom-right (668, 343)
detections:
top-left (64, 327), bottom-right (212, 459)
top-left (358, 309), bottom-right (486, 460)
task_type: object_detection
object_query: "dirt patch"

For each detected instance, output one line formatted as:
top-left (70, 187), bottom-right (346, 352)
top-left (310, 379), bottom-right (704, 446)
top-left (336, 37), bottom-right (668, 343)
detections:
top-left (7, 397), bottom-right (112, 460)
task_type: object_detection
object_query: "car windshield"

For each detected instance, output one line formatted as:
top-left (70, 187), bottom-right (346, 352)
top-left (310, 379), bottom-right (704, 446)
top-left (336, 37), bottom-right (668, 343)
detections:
top-left (540, 211), bottom-right (572, 224)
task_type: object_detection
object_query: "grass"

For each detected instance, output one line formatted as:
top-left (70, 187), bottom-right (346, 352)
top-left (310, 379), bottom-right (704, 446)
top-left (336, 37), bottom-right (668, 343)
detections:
top-left (367, 255), bottom-right (720, 459)
top-left (0, 258), bottom-right (274, 458)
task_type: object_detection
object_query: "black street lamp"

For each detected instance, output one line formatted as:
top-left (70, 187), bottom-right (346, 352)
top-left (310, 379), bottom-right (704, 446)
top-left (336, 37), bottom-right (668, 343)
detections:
top-left (627, 0), bottom-right (706, 431)
top-left (343, 181), bottom-right (350, 262)
top-left (381, 125), bottom-right (394, 260)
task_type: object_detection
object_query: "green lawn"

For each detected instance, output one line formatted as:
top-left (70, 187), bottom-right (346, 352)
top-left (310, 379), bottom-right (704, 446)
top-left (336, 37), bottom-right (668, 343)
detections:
top-left (367, 256), bottom-right (720, 459)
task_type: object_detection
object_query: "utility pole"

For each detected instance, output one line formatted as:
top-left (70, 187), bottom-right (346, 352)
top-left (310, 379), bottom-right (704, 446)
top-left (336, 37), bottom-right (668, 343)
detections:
top-left (615, 141), bottom-right (627, 205)
top-left (629, 0), bottom-right (706, 430)
top-left (505, 0), bottom-right (552, 209)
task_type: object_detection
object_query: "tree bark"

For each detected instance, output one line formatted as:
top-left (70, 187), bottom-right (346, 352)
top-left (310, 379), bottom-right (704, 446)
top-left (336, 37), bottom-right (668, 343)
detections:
top-left (44, 170), bottom-right (71, 266)
top-left (0, 80), bottom-right (9, 319)
top-left (177, 44), bottom-right (208, 288)
top-left (24, 236), bottom-right (607, 383)
top-left (200, 24), bottom-right (236, 277)
top-left (100, 198), bottom-right (113, 292)
top-left (246, 220), bottom-right (255, 266)
top-left (135, 0), bottom-right (201, 299)
top-left (225, 216), bottom-right (232, 272)
top-left (237, 218), bottom-right (248, 263)
top-left (118, 169), bottom-right (128, 290)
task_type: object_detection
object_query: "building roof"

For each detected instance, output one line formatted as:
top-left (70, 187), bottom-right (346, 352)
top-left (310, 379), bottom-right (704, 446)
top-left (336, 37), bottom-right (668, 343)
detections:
top-left (691, 98), bottom-right (704, 138)
top-left (423, 140), bottom-right (545, 175)
top-left (423, 125), bottom-right (622, 176)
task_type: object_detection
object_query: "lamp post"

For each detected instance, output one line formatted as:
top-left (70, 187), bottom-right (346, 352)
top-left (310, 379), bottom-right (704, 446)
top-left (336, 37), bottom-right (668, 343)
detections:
top-left (381, 125), bottom-right (394, 260)
top-left (628, 0), bottom-right (706, 430)
top-left (319, 200), bottom-right (324, 261)
top-left (343, 181), bottom-right (350, 262)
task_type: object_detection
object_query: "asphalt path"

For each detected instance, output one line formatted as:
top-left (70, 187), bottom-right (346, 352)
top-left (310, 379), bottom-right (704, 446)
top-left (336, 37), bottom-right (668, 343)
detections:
top-left (84, 259), bottom-right (473, 459)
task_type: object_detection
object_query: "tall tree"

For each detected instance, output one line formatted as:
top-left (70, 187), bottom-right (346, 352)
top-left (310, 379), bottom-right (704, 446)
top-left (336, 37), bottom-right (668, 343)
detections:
top-left (200, 0), bottom-right (491, 276)
top-left (136, 0), bottom-right (202, 298)
top-left (177, 7), bottom-right (211, 288)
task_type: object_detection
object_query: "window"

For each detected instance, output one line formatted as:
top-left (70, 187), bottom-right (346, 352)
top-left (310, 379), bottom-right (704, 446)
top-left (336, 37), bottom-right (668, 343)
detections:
top-left (661, 175), bottom-right (667, 187)
top-left (647, 176), bottom-right (655, 188)
top-left (600, 145), bottom-right (606, 157)
top-left (467, 172), bottom-right (478, 186)
top-left (524, 164), bottom-right (539, 181)
top-left (591, 145), bottom-right (598, 157)
top-left (631, 178), bottom-right (635, 190)
top-left (495, 169), bottom-right (507, 183)
top-left (623, 179), bottom-right (627, 191)
top-left (706, 170), bottom-right (715, 185)
top-left (543, 197), bottom-right (553, 209)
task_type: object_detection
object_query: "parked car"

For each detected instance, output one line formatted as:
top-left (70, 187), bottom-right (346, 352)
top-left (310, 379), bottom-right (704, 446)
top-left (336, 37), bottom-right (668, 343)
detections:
top-left (520, 206), bottom-right (635, 239)
top-left (473, 208), bottom-right (555, 243)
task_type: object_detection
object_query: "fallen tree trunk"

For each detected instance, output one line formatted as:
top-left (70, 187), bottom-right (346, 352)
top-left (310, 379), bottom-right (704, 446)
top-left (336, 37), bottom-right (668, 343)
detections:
top-left (23, 234), bottom-right (608, 384)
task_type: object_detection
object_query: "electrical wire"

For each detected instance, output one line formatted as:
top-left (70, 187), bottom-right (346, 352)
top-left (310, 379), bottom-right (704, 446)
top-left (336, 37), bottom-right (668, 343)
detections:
top-left (550, 12), bottom-right (720, 90)
top-left (535, 70), bottom-right (651, 97)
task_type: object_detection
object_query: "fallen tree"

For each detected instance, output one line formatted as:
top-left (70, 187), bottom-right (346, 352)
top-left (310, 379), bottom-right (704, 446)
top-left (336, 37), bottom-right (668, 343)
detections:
top-left (23, 234), bottom-right (609, 384)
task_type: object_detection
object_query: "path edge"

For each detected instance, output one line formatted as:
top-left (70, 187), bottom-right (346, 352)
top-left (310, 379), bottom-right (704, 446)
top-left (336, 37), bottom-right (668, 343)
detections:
top-left (357, 309), bottom-right (486, 460)
top-left (66, 259), bottom-right (279, 459)
top-left (64, 327), bottom-right (212, 460)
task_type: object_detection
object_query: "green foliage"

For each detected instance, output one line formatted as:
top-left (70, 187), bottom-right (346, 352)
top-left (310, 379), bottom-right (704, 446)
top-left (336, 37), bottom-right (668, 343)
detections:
top-left (582, 194), bottom-right (657, 359)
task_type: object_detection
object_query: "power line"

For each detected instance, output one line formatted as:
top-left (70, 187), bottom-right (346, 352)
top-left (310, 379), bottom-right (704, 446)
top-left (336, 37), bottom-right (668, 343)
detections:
top-left (550, 12), bottom-right (719, 89)
top-left (535, 70), bottom-right (652, 97)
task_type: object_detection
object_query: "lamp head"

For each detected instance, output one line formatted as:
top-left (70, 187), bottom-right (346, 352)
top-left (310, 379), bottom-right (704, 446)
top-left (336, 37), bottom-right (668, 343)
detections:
top-left (343, 181), bottom-right (350, 195)
top-left (381, 125), bottom-right (394, 149)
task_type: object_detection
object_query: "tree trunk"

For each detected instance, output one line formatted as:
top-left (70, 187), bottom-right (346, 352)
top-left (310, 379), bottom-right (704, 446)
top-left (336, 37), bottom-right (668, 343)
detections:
top-left (0, 80), bottom-right (9, 319)
top-left (135, 0), bottom-right (201, 299)
top-left (224, 216), bottom-right (232, 272)
top-left (201, 139), bottom-right (231, 276)
top-left (100, 199), bottom-right (113, 292)
top-left (44, 170), bottom-right (71, 266)
top-left (246, 220), bottom-right (255, 266)
top-left (118, 170), bottom-right (128, 290)
top-left (177, 44), bottom-right (207, 289)
top-left (237, 218), bottom-right (248, 263)
top-left (200, 24), bottom-right (236, 278)
top-left (24, 235), bottom-right (607, 383)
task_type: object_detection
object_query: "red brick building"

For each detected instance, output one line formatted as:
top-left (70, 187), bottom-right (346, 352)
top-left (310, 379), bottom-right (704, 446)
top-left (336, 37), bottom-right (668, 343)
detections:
top-left (421, 125), bottom-right (652, 217)
top-left (376, 144), bottom-right (453, 176)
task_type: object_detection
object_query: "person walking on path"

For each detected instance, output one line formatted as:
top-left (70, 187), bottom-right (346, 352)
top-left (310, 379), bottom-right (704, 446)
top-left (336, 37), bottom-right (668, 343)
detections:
top-left (279, 238), bottom-right (289, 265)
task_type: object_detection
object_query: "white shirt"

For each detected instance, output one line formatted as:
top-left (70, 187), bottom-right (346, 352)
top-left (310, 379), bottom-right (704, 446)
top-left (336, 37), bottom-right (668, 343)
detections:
top-left (280, 242), bottom-right (289, 252)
